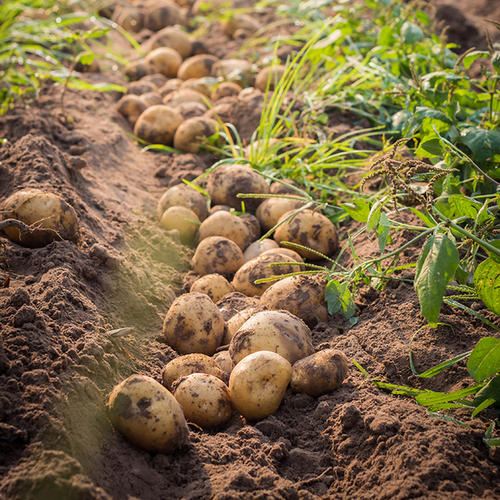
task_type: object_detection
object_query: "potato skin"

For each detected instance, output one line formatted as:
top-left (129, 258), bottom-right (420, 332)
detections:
top-left (239, 213), bottom-right (261, 241)
top-left (192, 236), bottom-right (243, 277)
top-left (134, 105), bottom-right (183, 145)
top-left (242, 239), bottom-right (279, 263)
top-left (145, 47), bottom-right (182, 78)
top-left (212, 82), bottom-right (242, 101)
top-left (223, 306), bottom-right (256, 345)
top-left (162, 292), bottom-right (225, 355)
top-left (261, 247), bottom-right (303, 262)
top-left (159, 206), bottom-right (199, 244)
top-left (216, 292), bottom-right (260, 322)
top-left (149, 26), bottom-right (192, 58)
top-left (107, 374), bottom-right (188, 453)
top-left (256, 198), bottom-right (305, 231)
top-left (223, 14), bottom-right (261, 38)
top-left (229, 351), bottom-right (291, 420)
top-left (190, 273), bottom-right (233, 302)
top-left (144, 2), bottom-right (185, 31)
top-left (255, 65), bottom-right (286, 92)
top-left (229, 310), bottom-right (314, 365)
top-left (212, 350), bottom-right (234, 374)
top-left (173, 117), bottom-right (217, 153)
top-left (157, 183), bottom-right (208, 221)
top-left (124, 61), bottom-right (155, 81)
top-left (177, 54), bottom-right (218, 80)
top-left (198, 211), bottom-right (252, 250)
top-left (116, 95), bottom-right (148, 125)
top-left (163, 88), bottom-right (208, 108)
top-left (291, 349), bottom-right (349, 396)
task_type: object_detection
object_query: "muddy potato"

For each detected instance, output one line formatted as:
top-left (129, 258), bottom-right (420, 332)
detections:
top-left (144, 2), bottom-right (185, 31)
top-left (1, 189), bottom-right (79, 248)
top-left (124, 61), bottom-right (155, 81)
top-left (216, 292), bottom-right (260, 321)
top-left (240, 213), bottom-right (260, 241)
top-left (198, 211), bottom-right (252, 250)
top-left (242, 239), bottom-right (279, 263)
top-left (291, 349), bottom-right (349, 396)
top-left (223, 14), bottom-right (261, 38)
top-left (255, 65), bottom-right (286, 92)
top-left (127, 80), bottom-right (158, 96)
top-left (163, 88), bottom-right (208, 108)
top-left (177, 54), bottom-right (218, 80)
top-left (274, 209), bottom-right (338, 260)
top-left (212, 82), bottom-right (242, 101)
top-left (140, 92), bottom-right (163, 107)
top-left (181, 77), bottom-right (215, 98)
top-left (269, 179), bottom-right (299, 195)
top-left (159, 206), bottom-right (199, 244)
top-left (256, 198), bottom-right (305, 231)
top-left (192, 236), bottom-right (243, 276)
top-left (159, 78), bottom-right (183, 97)
top-left (209, 205), bottom-right (231, 215)
top-left (145, 47), bottom-right (182, 77)
top-left (141, 73), bottom-right (169, 88)
top-left (176, 101), bottom-right (208, 119)
top-left (223, 306), bottom-right (256, 345)
top-left (212, 59), bottom-right (254, 86)
top-left (261, 247), bottom-right (303, 262)
top-left (162, 292), bottom-right (225, 355)
top-left (229, 351), bottom-right (291, 420)
top-left (134, 105), bottom-right (183, 145)
top-left (213, 350), bottom-right (234, 373)
top-left (173, 116), bottom-right (217, 153)
top-left (157, 183), bottom-right (208, 221)
top-left (162, 353), bottom-right (226, 390)
top-left (190, 273), bottom-right (233, 302)
top-left (229, 310), bottom-right (314, 365)
top-left (112, 5), bottom-right (144, 32)
top-left (107, 374), bottom-right (188, 453)
top-left (149, 26), bottom-right (192, 58)
top-left (116, 95), bottom-right (147, 125)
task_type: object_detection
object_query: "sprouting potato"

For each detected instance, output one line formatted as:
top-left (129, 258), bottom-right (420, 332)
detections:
top-left (145, 47), bottom-right (182, 78)
top-left (198, 211), bottom-right (253, 250)
top-left (124, 61), bottom-right (155, 81)
top-left (173, 116), bottom-right (218, 153)
top-left (256, 198), bottom-right (305, 231)
top-left (157, 183), bottom-right (208, 221)
top-left (159, 206), bottom-right (199, 244)
top-left (116, 95), bottom-right (148, 126)
top-left (223, 306), bottom-right (256, 345)
top-left (177, 54), bottom-right (218, 80)
top-left (134, 105), bottom-right (183, 145)
top-left (149, 26), bottom-right (193, 58)
top-left (211, 82), bottom-right (242, 101)
top-left (216, 292), bottom-right (260, 322)
top-left (190, 273), bottom-right (233, 302)
top-left (255, 65), bottom-right (286, 92)
top-left (242, 239), bottom-right (279, 263)
top-left (192, 236), bottom-right (244, 277)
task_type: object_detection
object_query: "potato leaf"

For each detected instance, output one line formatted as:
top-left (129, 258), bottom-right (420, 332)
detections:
top-left (325, 279), bottom-right (356, 321)
top-left (460, 128), bottom-right (500, 161)
top-left (467, 338), bottom-right (500, 382)
top-left (473, 258), bottom-right (500, 315)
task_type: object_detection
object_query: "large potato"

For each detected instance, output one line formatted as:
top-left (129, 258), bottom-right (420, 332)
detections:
top-left (112, 5), bottom-right (144, 32)
top-left (216, 292), bottom-right (259, 321)
top-left (173, 116), bottom-right (217, 153)
top-left (144, 2), bottom-right (186, 31)
top-left (157, 183), bottom-right (208, 221)
top-left (107, 374), bottom-right (188, 453)
top-left (212, 59), bottom-right (254, 86)
top-left (1, 189), bottom-right (79, 248)
top-left (274, 209), bottom-right (338, 260)
top-left (145, 47), bottom-right (182, 78)
top-left (134, 105), bottom-right (183, 145)
top-left (198, 211), bottom-right (252, 250)
top-left (229, 310), bottom-right (314, 365)
top-left (149, 26), bottom-right (192, 58)
top-left (162, 292), bottom-right (225, 355)
top-left (173, 373), bottom-right (232, 427)
top-left (177, 54), bottom-right (218, 80)
top-left (223, 306), bottom-right (256, 345)
top-left (242, 239), bottom-right (278, 263)
top-left (255, 65), bottom-right (286, 92)
top-left (291, 349), bottom-right (349, 396)
top-left (192, 236), bottom-right (243, 277)
top-left (256, 198), bottom-right (305, 231)
top-left (229, 351), bottom-right (291, 420)
top-left (159, 206), bottom-right (199, 244)
top-left (116, 95), bottom-right (148, 125)
top-left (190, 273), bottom-right (233, 302)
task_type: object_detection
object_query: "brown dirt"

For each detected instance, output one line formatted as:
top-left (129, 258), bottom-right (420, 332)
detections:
top-left (0, 2), bottom-right (499, 500)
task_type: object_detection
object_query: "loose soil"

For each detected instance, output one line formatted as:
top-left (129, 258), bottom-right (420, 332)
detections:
top-left (0, 1), bottom-right (499, 499)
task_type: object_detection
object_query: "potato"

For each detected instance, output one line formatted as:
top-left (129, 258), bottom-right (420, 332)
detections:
top-left (242, 239), bottom-right (278, 263)
top-left (177, 54), bottom-right (218, 80)
top-left (198, 211), bottom-right (252, 250)
top-left (261, 247), bottom-right (303, 262)
top-left (127, 81), bottom-right (158, 96)
top-left (206, 164), bottom-right (269, 211)
top-left (269, 179), bottom-right (299, 195)
top-left (255, 65), bottom-right (286, 92)
top-left (144, 2), bottom-right (185, 31)
top-left (173, 116), bottom-right (217, 153)
top-left (190, 273), bottom-right (233, 302)
top-left (173, 373), bottom-right (232, 427)
top-left (223, 306), bottom-right (256, 345)
top-left (229, 310), bottom-right (314, 365)
top-left (212, 350), bottom-right (234, 374)
top-left (159, 78), bottom-right (183, 97)
top-left (216, 292), bottom-right (259, 321)
top-left (176, 102), bottom-right (208, 120)
top-left (212, 82), bottom-right (242, 101)
top-left (116, 95), bottom-right (148, 125)
top-left (256, 198), bottom-right (305, 231)
top-left (149, 26), bottom-right (192, 58)
top-left (232, 251), bottom-right (302, 296)
top-left (134, 105), bottom-right (183, 145)
top-left (141, 73), bottom-right (169, 88)
top-left (260, 274), bottom-right (328, 326)
top-left (145, 47), bottom-right (182, 77)
top-left (192, 236), bottom-right (243, 276)
top-left (157, 183), bottom-right (208, 221)
top-left (163, 88), bottom-right (208, 108)
top-left (107, 374), bottom-right (188, 453)
top-left (162, 292), bottom-right (225, 355)
top-left (124, 61), bottom-right (155, 81)
top-left (229, 351), bottom-right (291, 420)
top-left (140, 92), bottom-right (163, 107)
top-left (112, 5), bottom-right (144, 32)
top-left (291, 349), bottom-right (349, 396)
top-left (159, 206), bottom-right (199, 244)
top-left (212, 59), bottom-right (254, 86)
top-left (223, 14), bottom-right (261, 38)
top-left (1, 189), bottom-right (79, 248)
top-left (181, 77), bottom-right (215, 98)
top-left (274, 209), bottom-right (338, 260)
top-left (162, 353), bottom-right (226, 390)
top-left (239, 213), bottom-right (260, 241)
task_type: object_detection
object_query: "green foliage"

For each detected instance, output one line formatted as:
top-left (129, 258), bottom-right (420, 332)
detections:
top-left (474, 258), bottom-right (500, 315)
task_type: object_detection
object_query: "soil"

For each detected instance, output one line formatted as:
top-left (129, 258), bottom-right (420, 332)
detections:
top-left (1, 1), bottom-right (499, 500)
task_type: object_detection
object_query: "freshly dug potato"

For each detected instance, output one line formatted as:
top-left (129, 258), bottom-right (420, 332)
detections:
top-left (159, 78), bottom-right (183, 97)
top-left (163, 88), bottom-right (208, 108)
top-left (173, 373), bottom-right (232, 427)
top-left (173, 116), bottom-right (217, 153)
top-left (124, 61), bottom-right (155, 81)
top-left (223, 14), bottom-right (261, 38)
top-left (212, 350), bottom-right (234, 374)
top-left (210, 205), bottom-right (231, 215)
top-left (260, 274), bottom-right (328, 326)
top-left (162, 353), bottom-right (226, 390)
top-left (242, 239), bottom-right (278, 263)
top-left (223, 306), bottom-right (256, 344)
top-left (127, 80), bottom-right (158, 96)
top-left (175, 101), bottom-right (208, 120)
top-left (177, 54), bottom-right (218, 80)
top-left (192, 236), bottom-right (243, 276)
top-left (149, 26), bottom-right (192, 58)
top-left (145, 47), bottom-right (182, 77)
top-left (229, 310), bottom-right (314, 365)
top-left (141, 73), bottom-right (168, 88)
top-left (116, 95), bottom-right (148, 125)
top-left (1, 189), bottom-right (79, 248)
top-left (198, 211), bottom-right (252, 250)
top-left (274, 209), bottom-right (338, 260)
top-left (162, 292), bottom-right (225, 355)
top-left (269, 179), bottom-right (299, 195)
top-left (212, 59), bottom-right (254, 86)
top-left (111, 5), bottom-right (144, 32)
top-left (144, 2), bottom-right (185, 31)
top-left (229, 351), bottom-right (291, 420)
top-left (256, 198), bottom-right (305, 231)
top-left (190, 273), bottom-right (233, 302)
top-left (291, 349), bottom-right (349, 396)
top-left (206, 164), bottom-right (269, 211)
top-left (140, 92), bottom-right (163, 107)
top-left (181, 77), bottom-right (215, 97)
top-left (134, 105), bottom-right (183, 145)
top-left (216, 292), bottom-right (259, 321)
top-left (240, 213), bottom-right (260, 241)
top-left (157, 183), bottom-right (208, 221)
top-left (261, 247), bottom-right (303, 262)
top-left (212, 82), bottom-right (242, 101)
top-left (159, 206), bottom-right (199, 244)
top-left (255, 65), bottom-right (286, 92)
top-left (107, 374), bottom-right (188, 453)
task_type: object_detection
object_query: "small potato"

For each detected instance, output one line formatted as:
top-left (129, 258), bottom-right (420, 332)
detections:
top-left (212, 59), bottom-right (254, 86)
top-left (124, 61), bottom-right (155, 81)
top-left (175, 101), bottom-right (208, 120)
top-left (162, 353), bottom-right (226, 390)
top-left (255, 65), bottom-right (286, 92)
top-left (256, 198), bottom-right (305, 231)
top-left (274, 209), bottom-right (338, 260)
top-left (163, 88), bottom-right (208, 108)
top-left (181, 77), bottom-right (215, 98)
top-left (134, 105), bottom-right (183, 145)
top-left (140, 92), bottom-right (163, 107)
top-left (291, 349), bottom-right (349, 396)
top-left (173, 116), bottom-right (217, 153)
top-left (145, 47), bottom-right (182, 77)
top-left (1, 189), bottom-right (79, 248)
top-left (212, 350), bottom-right (234, 374)
top-left (198, 211), bottom-right (252, 250)
top-left (162, 292), bottom-right (225, 355)
top-left (223, 14), bottom-right (261, 38)
top-left (112, 5), bottom-right (144, 32)
top-left (243, 239), bottom-right (278, 263)
top-left (159, 78), bottom-right (183, 97)
top-left (216, 292), bottom-right (259, 321)
top-left (223, 306), bottom-right (256, 345)
top-left (240, 213), bottom-right (260, 241)
top-left (159, 206), bottom-right (199, 244)
top-left (190, 273), bottom-right (233, 302)
top-left (116, 95), bottom-right (147, 125)
top-left (229, 351), bottom-right (291, 420)
top-left (229, 310), bottom-right (314, 365)
top-left (144, 2), bottom-right (186, 31)
top-left (192, 236), bottom-right (243, 277)
top-left (157, 183), bottom-right (208, 221)
top-left (173, 373), bottom-right (232, 427)
top-left (149, 26), bottom-right (192, 58)
top-left (107, 374), bottom-right (188, 453)
top-left (178, 54), bottom-right (218, 80)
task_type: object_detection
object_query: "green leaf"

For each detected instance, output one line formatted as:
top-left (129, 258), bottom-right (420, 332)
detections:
top-left (416, 384), bottom-right (484, 406)
top-left (401, 22), bottom-right (423, 44)
top-left (340, 199), bottom-right (370, 222)
top-left (414, 106), bottom-right (452, 125)
top-left (435, 194), bottom-right (492, 225)
top-left (460, 128), bottom-right (500, 161)
top-left (377, 212), bottom-right (391, 254)
top-left (414, 232), bottom-right (459, 325)
top-left (462, 50), bottom-right (489, 70)
top-left (416, 137), bottom-right (442, 158)
top-left (325, 279), bottom-right (356, 320)
top-left (473, 258), bottom-right (500, 315)
top-left (409, 208), bottom-right (436, 228)
top-left (367, 198), bottom-right (384, 232)
top-left (467, 338), bottom-right (500, 382)
top-left (473, 375), bottom-right (500, 411)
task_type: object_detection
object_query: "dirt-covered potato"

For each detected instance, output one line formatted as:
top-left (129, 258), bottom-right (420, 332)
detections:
top-left (1, 189), bottom-right (79, 248)
top-left (178, 54), bottom-right (218, 80)
top-left (216, 292), bottom-right (260, 321)
top-left (112, 5), bottom-right (144, 32)
top-left (159, 78), bottom-right (183, 97)
top-left (210, 205), bottom-right (231, 215)
top-left (162, 292), bottom-right (225, 355)
top-left (145, 47), bottom-right (182, 77)
top-left (173, 373), bottom-right (232, 427)
top-left (206, 164), bottom-right (269, 211)
top-left (141, 73), bottom-right (169, 88)
top-left (173, 116), bottom-right (217, 153)
top-left (269, 179), bottom-right (299, 195)
top-left (211, 82), bottom-right (241, 101)
top-left (255, 65), bottom-right (286, 92)
top-left (163, 88), bottom-right (209, 109)
top-left (140, 92), bottom-right (163, 107)
top-left (256, 198), bottom-right (305, 231)
top-left (162, 353), bottom-right (226, 391)
top-left (274, 209), bottom-right (338, 260)
top-left (223, 14), bottom-right (261, 39)
top-left (134, 105), bottom-right (183, 145)
top-left (229, 351), bottom-right (291, 420)
top-left (240, 213), bottom-right (260, 241)
top-left (124, 61), bottom-right (155, 81)
top-left (190, 273), bottom-right (233, 302)
top-left (242, 239), bottom-right (279, 263)
top-left (116, 95), bottom-right (148, 126)
top-left (107, 374), bottom-right (188, 453)
top-left (212, 350), bottom-right (234, 374)
top-left (181, 77), bottom-right (215, 97)
top-left (127, 80), bottom-right (158, 96)
top-left (232, 251), bottom-right (302, 296)
top-left (144, 2), bottom-right (185, 31)
top-left (149, 26), bottom-right (192, 58)
top-left (261, 247), bottom-right (303, 262)
top-left (212, 59), bottom-right (254, 86)
top-left (229, 310), bottom-right (314, 365)
top-left (175, 101), bottom-right (208, 120)
top-left (291, 349), bottom-right (349, 396)
top-left (223, 306), bottom-right (256, 345)
top-left (192, 236), bottom-right (243, 276)
top-left (157, 183), bottom-right (208, 221)
top-left (260, 274), bottom-right (328, 326)
top-left (159, 206), bottom-right (199, 244)
top-left (198, 211), bottom-right (252, 250)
